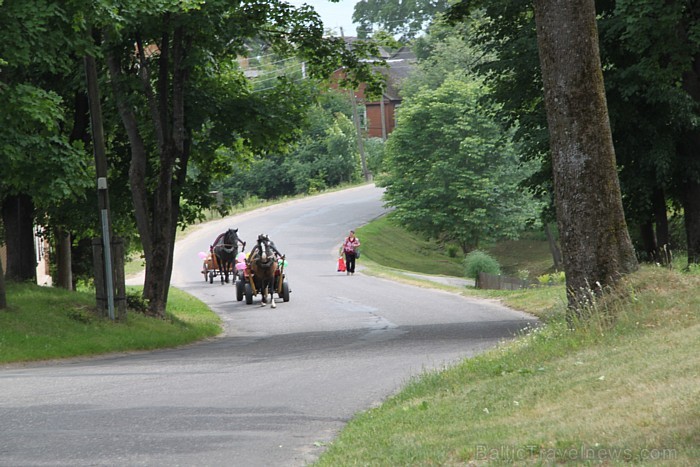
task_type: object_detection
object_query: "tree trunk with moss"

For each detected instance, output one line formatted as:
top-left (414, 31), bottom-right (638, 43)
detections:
top-left (533, 0), bottom-right (638, 316)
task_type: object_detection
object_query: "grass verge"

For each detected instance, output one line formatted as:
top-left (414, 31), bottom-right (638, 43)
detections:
top-left (355, 216), bottom-right (566, 319)
top-left (317, 266), bottom-right (700, 465)
top-left (0, 283), bottom-right (221, 365)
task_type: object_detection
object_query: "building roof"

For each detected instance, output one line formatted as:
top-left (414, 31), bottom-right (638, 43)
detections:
top-left (378, 46), bottom-right (416, 101)
top-left (334, 38), bottom-right (417, 103)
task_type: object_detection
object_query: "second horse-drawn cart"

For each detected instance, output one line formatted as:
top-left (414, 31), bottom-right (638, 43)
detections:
top-left (201, 251), bottom-right (222, 284)
top-left (202, 228), bottom-right (244, 284)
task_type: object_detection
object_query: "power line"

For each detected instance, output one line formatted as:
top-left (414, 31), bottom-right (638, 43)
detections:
top-left (247, 61), bottom-right (303, 78)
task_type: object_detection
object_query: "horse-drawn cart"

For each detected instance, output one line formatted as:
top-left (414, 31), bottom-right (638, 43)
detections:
top-left (202, 228), bottom-right (245, 284)
top-left (236, 260), bottom-right (290, 305)
top-left (201, 252), bottom-right (220, 284)
top-left (235, 234), bottom-right (290, 307)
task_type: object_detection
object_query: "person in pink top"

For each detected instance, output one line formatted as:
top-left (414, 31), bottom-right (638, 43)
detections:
top-left (340, 230), bottom-right (361, 275)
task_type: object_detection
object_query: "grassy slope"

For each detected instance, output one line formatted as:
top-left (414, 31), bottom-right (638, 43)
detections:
top-left (356, 215), bottom-right (465, 276)
top-left (316, 217), bottom-right (700, 465)
top-left (358, 215), bottom-right (555, 281)
top-left (0, 284), bottom-right (221, 364)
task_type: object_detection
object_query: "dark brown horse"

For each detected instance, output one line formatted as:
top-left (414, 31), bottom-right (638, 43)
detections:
top-left (212, 228), bottom-right (243, 284)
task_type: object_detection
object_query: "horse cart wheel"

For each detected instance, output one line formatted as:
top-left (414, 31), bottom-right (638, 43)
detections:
top-left (235, 279), bottom-right (244, 302)
top-left (281, 280), bottom-right (290, 302)
top-left (244, 282), bottom-right (253, 305)
top-left (209, 271), bottom-right (214, 284)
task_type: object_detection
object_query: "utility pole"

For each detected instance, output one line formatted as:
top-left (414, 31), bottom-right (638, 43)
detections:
top-left (84, 43), bottom-right (117, 320)
top-left (380, 90), bottom-right (387, 141)
top-left (350, 92), bottom-right (371, 181)
top-left (341, 30), bottom-right (371, 181)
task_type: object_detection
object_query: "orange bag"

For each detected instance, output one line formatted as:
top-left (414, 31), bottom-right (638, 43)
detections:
top-left (337, 256), bottom-right (346, 272)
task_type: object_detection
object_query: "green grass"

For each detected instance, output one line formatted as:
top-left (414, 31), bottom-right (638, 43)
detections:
top-left (357, 214), bottom-right (556, 281)
top-left (317, 267), bottom-right (700, 465)
top-left (0, 283), bottom-right (221, 364)
top-left (356, 215), bottom-right (465, 277)
top-left (356, 215), bottom-right (567, 318)
top-left (484, 236), bottom-right (557, 278)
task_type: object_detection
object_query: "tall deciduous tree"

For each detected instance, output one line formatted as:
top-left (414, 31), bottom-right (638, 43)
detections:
top-left (95, 0), bottom-right (380, 317)
top-left (533, 0), bottom-right (638, 313)
top-left (449, 0), bottom-right (700, 268)
top-left (382, 77), bottom-right (538, 253)
top-left (0, 0), bottom-right (93, 283)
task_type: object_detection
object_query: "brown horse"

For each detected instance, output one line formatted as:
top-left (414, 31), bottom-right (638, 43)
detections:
top-left (248, 234), bottom-right (281, 308)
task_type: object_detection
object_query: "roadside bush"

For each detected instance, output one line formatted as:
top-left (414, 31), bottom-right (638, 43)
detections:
top-left (126, 290), bottom-right (149, 314)
top-left (464, 249), bottom-right (501, 279)
top-left (537, 271), bottom-right (566, 285)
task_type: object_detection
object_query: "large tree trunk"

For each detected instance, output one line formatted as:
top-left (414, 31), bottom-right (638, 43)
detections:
top-left (652, 188), bottom-right (670, 246)
top-left (638, 221), bottom-right (657, 262)
top-left (533, 0), bottom-right (638, 317)
top-left (680, 51), bottom-right (700, 265)
top-left (2, 194), bottom-right (37, 282)
top-left (106, 21), bottom-right (191, 317)
top-left (652, 187), bottom-right (670, 264)
top-left (54, 227), bottom-right (73, 290)
top-left (53, 90), bottom-right (91, 289)
top-left (680, 177), bottom-right (700, 264)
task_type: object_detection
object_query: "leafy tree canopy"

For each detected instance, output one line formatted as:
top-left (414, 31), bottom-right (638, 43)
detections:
top-left (381, 77), bottom-right (540, 253)
top-left (0, 0), bottom-right (93, 210)
top-left (353, 0), bottom-right (449, 41)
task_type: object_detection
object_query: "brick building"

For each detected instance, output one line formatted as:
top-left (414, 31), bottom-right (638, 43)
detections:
top-left (331, 41), bottom-right (416, 139)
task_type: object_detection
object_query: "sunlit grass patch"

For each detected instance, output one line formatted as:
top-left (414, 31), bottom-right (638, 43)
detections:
top-left (356, 215), bottom-right (465, 276)
top-left (0, 283), bottom-right (221, 364)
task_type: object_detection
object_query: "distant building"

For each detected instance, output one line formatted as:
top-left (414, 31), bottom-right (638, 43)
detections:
top-left (331, 40), bottom-right (417, 139)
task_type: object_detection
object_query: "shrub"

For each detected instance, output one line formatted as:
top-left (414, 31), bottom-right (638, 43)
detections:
top-left (537, 271), bottom-right (566, 285)
top-left (464, 249), bottom-right (501, 279)
top-left (126, 290), bottom-right (150, 314)
top-left (446, 244), bottom-right (459, 258)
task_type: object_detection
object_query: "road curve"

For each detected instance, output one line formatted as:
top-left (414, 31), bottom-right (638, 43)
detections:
top-left (0, 184), bottom-right (537, 466)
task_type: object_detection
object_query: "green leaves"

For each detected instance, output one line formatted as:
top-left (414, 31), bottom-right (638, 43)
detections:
top-left (353, 0), bottom-right (449, 41)
top-left (0, 84), bottom-right (90, 203)
top-left (382, 76), bottom-right (539, 253)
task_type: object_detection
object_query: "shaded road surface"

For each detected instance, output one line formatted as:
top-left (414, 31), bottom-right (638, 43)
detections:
top-left (0, 184), bottom-right (537, 466)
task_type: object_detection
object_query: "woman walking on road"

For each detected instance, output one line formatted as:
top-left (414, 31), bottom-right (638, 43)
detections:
top-left (340, 230), bottom-right (361, 275)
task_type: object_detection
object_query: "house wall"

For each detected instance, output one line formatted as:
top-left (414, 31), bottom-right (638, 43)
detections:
top-left (329, 67), bottom-right (407, 140)
top-left (0, 236), bottom-right (52, 285)
top-left (365, 101), bottom-right (396, 138)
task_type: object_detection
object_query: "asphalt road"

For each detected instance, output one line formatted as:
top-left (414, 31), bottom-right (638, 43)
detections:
top-left (0, 184), bottom-right (537, 466)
